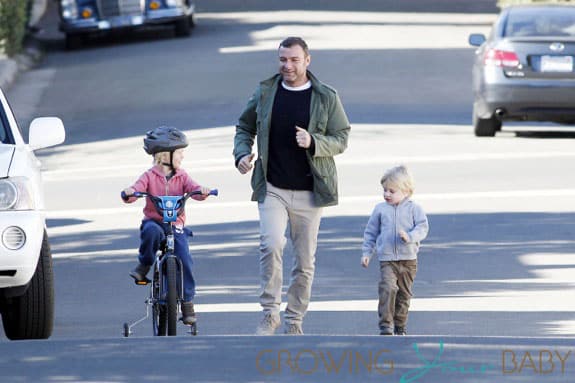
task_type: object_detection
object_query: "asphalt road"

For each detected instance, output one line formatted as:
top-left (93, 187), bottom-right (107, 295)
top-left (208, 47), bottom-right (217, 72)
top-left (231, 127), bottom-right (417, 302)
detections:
top-left (2, 1), bottom-right (575, 382)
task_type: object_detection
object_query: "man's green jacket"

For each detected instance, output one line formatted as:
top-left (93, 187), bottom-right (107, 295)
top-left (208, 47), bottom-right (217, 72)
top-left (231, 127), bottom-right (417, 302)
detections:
top-left (234, 71), bottom-right (351, 207)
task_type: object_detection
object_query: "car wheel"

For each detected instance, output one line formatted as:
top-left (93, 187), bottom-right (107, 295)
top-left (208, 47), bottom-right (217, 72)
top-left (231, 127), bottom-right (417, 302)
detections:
top-left (174, 18), bottom-right (191, 37)
top-left (473, 108), bottom-right (501, 137)
top-left (1, 231), bottom-right (54, 340)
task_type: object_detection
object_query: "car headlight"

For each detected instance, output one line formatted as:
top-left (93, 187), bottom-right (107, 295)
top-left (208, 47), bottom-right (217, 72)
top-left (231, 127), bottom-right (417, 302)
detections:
top-left (0, 178), bottom-right (35, 210)
top-left (60, 0), bottom-right (79, 20)
top-left (166, 0), bottom-right (184, 7)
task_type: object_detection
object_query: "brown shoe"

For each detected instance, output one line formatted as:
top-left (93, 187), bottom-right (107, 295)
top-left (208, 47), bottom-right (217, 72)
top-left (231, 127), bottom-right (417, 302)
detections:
top-left (129, 263), bottom-right (150, 283)
top-left (181, 301), bottom-right (196, 325)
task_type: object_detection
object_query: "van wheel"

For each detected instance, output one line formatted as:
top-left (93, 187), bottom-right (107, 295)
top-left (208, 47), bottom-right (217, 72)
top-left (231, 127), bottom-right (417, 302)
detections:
top-left (65, 34), bottom-right (83, 50)
top-left (1, 231), bottom-right (54, 340)
top-left (174, 18), bottom-right (191, 37)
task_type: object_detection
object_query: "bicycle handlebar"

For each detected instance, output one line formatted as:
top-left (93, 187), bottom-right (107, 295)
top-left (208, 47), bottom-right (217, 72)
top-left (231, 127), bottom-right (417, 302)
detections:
top-left (121, 189), bottom-right (218, 201)
top-left (121, 189), bottom-right (218, 223)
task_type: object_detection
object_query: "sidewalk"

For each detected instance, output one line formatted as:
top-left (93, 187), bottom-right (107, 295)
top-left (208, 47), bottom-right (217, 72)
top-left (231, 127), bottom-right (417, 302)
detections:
top-left (0, 0), bottom-right (48, 90)
top-left (0, 335), bottom-right (573, 382)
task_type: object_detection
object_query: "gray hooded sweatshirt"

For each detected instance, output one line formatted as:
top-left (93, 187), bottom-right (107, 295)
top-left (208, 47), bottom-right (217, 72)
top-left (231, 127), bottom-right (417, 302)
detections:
top-left (362, 198), bottom-right (429, 262)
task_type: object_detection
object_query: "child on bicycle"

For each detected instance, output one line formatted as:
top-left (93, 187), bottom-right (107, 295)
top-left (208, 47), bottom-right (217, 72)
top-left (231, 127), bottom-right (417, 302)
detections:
top-left (121, 125), bottom-right (212, 325)
top-left (361, 165), bottom-right (429, 335)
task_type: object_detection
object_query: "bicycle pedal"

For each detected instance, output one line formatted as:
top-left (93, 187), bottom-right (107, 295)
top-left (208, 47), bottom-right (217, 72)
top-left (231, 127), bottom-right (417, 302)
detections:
top-left (134, 278), bottom-right (151, 286)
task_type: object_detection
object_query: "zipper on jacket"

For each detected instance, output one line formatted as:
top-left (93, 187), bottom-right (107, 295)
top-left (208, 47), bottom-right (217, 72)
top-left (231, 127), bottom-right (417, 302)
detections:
top-left (393, 205), bottom-right (398, 259)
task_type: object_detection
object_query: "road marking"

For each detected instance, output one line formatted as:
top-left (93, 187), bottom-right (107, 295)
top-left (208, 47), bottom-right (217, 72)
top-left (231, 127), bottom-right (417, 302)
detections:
top-left (52, 241), bottom-right (261, 259)
top-left (198, 11), bottom-right (495, 52)
top-left (42, 151), bottom-right (575, 181)
top-left (194, 293), bottom-right (575, 313)
top-left (45, 188), bottom-right (575, 218)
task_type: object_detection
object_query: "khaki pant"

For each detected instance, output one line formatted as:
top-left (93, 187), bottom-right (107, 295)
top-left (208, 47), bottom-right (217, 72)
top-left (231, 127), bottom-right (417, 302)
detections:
top-left (258, 182), bottom-right (323, 324)
top-left (378, 260), bottom-right (417, 331)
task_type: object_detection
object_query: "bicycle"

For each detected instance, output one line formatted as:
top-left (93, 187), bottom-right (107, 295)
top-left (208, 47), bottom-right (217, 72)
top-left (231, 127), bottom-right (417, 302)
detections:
top-left (122, 189), bottom-right (218, 337)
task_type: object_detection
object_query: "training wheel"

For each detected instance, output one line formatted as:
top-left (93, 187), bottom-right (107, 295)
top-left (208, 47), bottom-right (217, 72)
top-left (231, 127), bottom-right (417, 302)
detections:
top-left (123, 323), bottom-right (130, 337)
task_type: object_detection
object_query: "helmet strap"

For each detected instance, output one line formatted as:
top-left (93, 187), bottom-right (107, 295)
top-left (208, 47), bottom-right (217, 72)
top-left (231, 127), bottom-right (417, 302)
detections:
top-left (162, 151), bottom-right (175, 171)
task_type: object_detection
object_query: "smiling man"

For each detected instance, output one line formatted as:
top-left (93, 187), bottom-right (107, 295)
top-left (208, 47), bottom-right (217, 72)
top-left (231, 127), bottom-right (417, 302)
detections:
top-left (234, 37), bottom-right (351, 335)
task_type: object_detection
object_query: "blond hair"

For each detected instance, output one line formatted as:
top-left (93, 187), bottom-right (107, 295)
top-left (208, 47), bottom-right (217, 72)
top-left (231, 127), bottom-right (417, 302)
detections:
top-left (153, 152), bottom-right (169, 165)
top-left (380, 165), bottom-right (415, 197)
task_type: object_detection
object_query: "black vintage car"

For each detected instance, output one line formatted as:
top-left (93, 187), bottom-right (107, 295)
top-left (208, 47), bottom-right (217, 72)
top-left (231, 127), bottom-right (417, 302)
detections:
top-left (58, 0), bottom-right (196, 49)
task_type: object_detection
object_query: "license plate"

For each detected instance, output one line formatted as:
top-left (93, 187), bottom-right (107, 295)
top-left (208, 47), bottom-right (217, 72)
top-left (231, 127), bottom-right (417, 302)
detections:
top-left (110, 16), bottom-right (143, 28)
top-left (540, 55), bottom-right (573, 72)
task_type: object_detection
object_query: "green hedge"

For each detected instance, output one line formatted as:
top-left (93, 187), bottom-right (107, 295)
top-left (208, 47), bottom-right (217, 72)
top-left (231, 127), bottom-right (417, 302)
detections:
top-left (0, 0), bottom-right (30, 57)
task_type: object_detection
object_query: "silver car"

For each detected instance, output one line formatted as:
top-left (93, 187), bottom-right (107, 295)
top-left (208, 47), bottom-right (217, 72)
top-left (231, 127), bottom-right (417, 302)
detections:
top-left (469, 4), bottom-right (575, 136)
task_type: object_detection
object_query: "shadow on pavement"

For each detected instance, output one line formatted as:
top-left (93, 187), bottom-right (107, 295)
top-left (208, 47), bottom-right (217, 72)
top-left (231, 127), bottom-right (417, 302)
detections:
top-left (38, 211), bottom-right (575, 340)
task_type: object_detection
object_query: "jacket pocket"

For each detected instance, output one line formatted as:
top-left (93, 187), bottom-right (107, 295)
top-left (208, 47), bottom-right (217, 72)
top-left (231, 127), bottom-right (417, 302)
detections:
top-left (398, 241), bottom-right (419, 258)
top-left (250, 158), bottom-right (266, 196)
top-left (312, 116), bottom-right (328, 135)
top-left (309, 156), bottom-right (337, 200)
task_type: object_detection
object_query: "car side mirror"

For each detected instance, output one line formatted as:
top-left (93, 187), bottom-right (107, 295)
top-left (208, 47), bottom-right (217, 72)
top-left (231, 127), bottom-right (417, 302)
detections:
top-left (28, 117), bottom-right (66, 150)
top-left (468, 33), bottom-right (486, 47)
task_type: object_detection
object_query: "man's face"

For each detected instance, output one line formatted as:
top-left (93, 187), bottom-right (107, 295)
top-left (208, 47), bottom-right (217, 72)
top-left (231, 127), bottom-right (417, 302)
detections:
top-left (278, 44), bottom-right (310, 87)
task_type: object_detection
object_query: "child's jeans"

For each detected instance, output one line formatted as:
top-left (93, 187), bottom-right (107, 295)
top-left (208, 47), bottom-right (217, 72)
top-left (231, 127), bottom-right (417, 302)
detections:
top-left (378, 260), bottom-right (417, 332)
top-left (138, 219), bottom-right (195, 301)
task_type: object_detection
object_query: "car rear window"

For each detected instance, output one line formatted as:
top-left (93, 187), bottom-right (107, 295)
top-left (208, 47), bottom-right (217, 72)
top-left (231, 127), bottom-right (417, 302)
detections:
top-left (505, 7), bottom-right (575, 37)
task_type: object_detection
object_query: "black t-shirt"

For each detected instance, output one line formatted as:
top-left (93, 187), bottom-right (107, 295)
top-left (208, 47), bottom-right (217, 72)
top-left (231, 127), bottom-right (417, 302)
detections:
top-left (267, 83), bottom-right (313, 191)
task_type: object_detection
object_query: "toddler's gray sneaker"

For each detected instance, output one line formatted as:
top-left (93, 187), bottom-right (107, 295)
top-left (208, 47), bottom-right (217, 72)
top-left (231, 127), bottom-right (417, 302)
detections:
top-left (394, 326), bottom-right (407, 336)
top-left (380, 327), bottom-right (393, 335)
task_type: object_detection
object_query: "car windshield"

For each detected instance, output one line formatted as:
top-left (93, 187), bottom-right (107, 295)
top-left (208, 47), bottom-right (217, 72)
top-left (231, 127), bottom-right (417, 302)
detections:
top-left (0, 111), bottom-right (9, 144)
top-left (504, 7), bottom-right (575, 37)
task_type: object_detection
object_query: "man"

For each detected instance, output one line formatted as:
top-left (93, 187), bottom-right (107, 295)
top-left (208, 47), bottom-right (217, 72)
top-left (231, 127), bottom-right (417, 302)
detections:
top-left (233, 37), bottom-right (351, 335)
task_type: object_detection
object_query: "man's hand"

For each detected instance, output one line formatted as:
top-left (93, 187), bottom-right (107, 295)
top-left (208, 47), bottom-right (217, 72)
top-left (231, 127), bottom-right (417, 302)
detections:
top-left (237, 153), bottom-right (255, 174)
top-left (295, 126), bottom-right (311, 149)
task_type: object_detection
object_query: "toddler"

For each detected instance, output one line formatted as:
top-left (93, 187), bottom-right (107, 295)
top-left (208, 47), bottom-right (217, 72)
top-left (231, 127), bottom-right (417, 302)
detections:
top-left (361, 165), bottom-right (429, 335)
top-left (121, 126), bottom-right (212, 325)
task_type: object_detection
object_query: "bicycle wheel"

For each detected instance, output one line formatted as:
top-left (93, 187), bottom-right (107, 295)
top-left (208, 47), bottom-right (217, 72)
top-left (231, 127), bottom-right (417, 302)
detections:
top-left (152, 266), bottom-right (167, 336)
top-left (165, 256), bottom-right (178, 336)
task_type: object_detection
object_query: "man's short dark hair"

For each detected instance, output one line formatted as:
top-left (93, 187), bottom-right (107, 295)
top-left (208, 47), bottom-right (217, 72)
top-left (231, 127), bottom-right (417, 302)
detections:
top-left (279, 37), bottom-right (309, 57)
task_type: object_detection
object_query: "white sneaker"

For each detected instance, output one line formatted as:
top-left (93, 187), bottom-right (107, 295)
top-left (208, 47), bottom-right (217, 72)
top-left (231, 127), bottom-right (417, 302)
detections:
top-left (256, 312), bottom-right (280, 335)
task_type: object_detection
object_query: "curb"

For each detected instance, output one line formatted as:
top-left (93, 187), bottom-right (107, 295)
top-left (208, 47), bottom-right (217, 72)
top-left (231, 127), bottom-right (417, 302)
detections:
top-left (0, 41), bottom-right (45, 91)
top-left (0, 0), bottom-right (48, 91)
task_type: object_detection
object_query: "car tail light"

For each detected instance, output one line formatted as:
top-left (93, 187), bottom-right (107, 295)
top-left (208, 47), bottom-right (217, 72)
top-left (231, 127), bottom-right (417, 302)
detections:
top-left (484, 49), bottom-right (520, 68)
